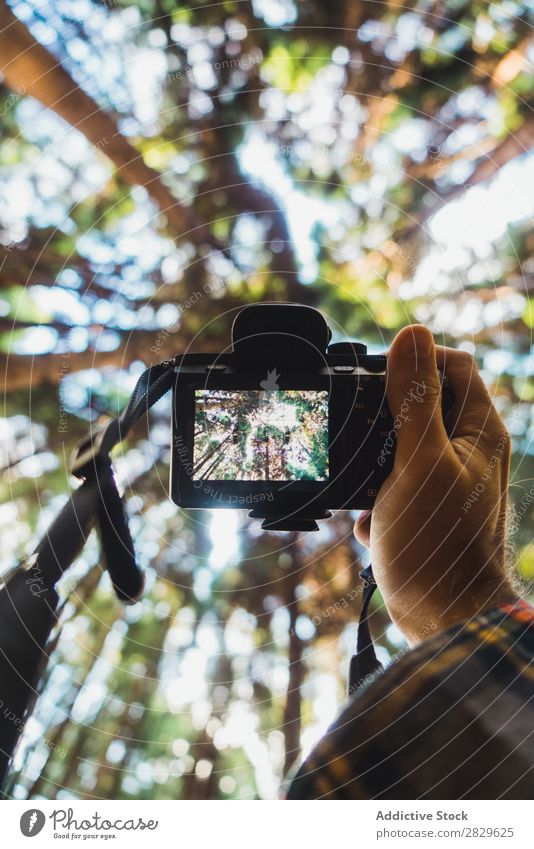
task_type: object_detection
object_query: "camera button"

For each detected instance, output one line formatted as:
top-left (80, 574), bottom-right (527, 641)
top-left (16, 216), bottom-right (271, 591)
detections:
top-left (333, 366), bottom-right (355, 373)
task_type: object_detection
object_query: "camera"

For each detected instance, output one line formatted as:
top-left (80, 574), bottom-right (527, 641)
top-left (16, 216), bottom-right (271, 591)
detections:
top-left (170, 303), bottom-right (452, 531)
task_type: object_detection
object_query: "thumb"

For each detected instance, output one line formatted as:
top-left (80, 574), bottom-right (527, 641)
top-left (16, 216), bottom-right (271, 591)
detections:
top-left (386, 324), bottom-right (448, 467)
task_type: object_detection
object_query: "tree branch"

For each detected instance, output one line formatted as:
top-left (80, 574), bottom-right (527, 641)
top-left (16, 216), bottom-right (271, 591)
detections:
top-left (398, 116), bottom-right (534, 241)
top-left (0, 1), bottom-right (222, 251)
top-left (0, 334), bottom-right (188, 391)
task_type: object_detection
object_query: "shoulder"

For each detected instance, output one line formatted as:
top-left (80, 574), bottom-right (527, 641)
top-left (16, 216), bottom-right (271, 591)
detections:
top-left (287, 604), bottom-right (534, 799)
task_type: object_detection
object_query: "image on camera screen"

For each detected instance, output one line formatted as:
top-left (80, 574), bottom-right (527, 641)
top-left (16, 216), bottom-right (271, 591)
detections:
top-left (193, 389), bottom-right (329, 481)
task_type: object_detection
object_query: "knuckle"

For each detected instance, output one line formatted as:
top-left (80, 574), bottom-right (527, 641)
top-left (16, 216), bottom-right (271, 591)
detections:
top-left (456, 350), bottom-right (476, 369)
top-left (449, 350), bottom-right (477, 380)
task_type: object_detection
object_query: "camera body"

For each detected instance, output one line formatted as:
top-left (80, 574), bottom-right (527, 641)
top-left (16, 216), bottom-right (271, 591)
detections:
top-left (170, 304), bottom-right (451, 530)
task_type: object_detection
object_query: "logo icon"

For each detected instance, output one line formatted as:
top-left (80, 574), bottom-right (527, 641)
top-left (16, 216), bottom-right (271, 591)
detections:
top-left (260, 369), bottom-right (280, 399)
top-left (20, 809), bottom-right (46, 837)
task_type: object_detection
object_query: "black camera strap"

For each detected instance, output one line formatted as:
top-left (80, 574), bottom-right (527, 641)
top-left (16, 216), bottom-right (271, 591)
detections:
top-left (0, 355), bottom-right (382, 788)
top-left (348, 565), bottom-right (383, 696)
top-left (0, 359), bottom-right (175, 789)
top-left (38, 359), bottom-right (176, 601)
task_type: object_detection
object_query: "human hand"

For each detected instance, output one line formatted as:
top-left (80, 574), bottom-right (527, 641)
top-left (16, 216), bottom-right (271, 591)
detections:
top-left (354, 325), bottom-right (517, 645)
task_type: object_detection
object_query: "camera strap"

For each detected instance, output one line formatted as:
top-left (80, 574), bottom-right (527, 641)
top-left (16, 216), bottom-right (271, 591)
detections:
top-left (39, 359), bottom-right (176, 601)
top-left (0, 359), bottom-right (175, 789)
top-left (348, 564), bottom-right (383, 696)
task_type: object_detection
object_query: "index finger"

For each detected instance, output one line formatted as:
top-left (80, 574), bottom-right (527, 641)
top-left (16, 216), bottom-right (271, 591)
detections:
top-left (435, 346), bottom-right (508, 454)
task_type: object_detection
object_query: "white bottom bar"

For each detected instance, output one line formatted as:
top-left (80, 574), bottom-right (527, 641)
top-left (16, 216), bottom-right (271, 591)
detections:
top-left (2, 799), bottom-right (532, 848)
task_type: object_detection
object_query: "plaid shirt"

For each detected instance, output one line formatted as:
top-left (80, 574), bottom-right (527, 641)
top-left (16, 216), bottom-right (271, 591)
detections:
top-left (287, 601), bottom-right (534, 799)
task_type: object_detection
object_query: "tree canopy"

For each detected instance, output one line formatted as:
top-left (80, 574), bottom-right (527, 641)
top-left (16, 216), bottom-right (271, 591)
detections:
top-left (0, 0), bottom-right (533, 800)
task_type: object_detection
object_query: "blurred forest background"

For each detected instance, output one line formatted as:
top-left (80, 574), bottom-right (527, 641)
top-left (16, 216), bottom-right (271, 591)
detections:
top-left (0, 0), bottom-right (533, 800)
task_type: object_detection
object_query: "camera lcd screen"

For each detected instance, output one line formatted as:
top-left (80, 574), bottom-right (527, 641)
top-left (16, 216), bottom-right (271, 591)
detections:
top-left (193, 389), bottom-right (329, 482)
